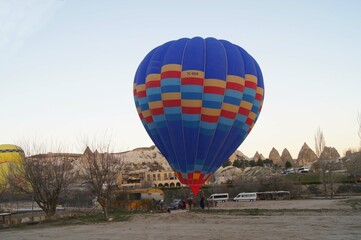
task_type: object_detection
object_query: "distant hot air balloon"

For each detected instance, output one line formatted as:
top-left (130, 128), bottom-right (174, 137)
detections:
top-left (133, 37), bottom-right (265, 195)
top-left (0, 144), bottom-right (24, 184)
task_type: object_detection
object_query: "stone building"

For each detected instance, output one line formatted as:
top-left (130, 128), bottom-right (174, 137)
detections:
top-left (117, 170), bottom-right (183, 189)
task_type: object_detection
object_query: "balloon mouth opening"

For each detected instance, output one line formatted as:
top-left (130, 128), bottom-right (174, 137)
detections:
top-left (189, 184), bottom-right (202, 196)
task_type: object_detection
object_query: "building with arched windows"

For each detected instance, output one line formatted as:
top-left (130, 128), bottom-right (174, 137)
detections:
top-left (117, 170), bottom-right (183, 189)
top-left (145, 171), bottom-right (182, 188)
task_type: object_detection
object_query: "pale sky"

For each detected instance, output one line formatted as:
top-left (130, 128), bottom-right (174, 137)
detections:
top-left (0, 0), bottom-right (360, 158)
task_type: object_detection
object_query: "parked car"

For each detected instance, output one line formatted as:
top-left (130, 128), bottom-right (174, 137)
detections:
top-left (233, 192), bottom-right (257, 202)
top-left (298, 167), bottom-right (309, 173)
top-left (168, 199), bottom-right (182, 210)
top-left (207, 193), bottom-right (229, 202)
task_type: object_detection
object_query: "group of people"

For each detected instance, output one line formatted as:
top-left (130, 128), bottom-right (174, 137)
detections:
top-left (180, 191), bottom-right (207, 210)
top-left (153, 191), bottom-right (210, 212)
top-left (152, 199), bottom-right (165, 211)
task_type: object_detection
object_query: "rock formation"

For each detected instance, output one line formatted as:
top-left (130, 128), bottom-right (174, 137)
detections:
top-left (228, 152), bottom-right (238, 162)
top-left (297, 143), bottom-right (318, 166)
top-left (228, 150), bottom-right (250, 163)
top-left (319, 146), bottom-right (340, 160)
top-left (114, 146), bottom-right (171, 171)
top-left (75, 144), bottom-right (343, 176)
top-left (269, 147), bottom-right (282, 165)
top-left (253, 151), bottom-right (266, 161)
top-left (281, 148), bottom-right (293, 166)
top-left (235, 150), bottom-right (250, 161)
top-left (241, 166), bottom-right (273, 177)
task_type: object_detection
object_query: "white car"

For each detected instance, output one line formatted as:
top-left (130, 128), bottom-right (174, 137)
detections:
top-left (207, 193), bottom-right (229, 202)
top-left (233, 192), bottom-right (257, 202)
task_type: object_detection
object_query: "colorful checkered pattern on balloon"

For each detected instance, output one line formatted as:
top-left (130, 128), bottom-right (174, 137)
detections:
top-left (133, 37), bottom-right (264, 194)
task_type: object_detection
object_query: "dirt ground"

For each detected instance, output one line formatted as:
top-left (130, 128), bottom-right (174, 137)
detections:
top-left (2, 197), bottom-right (361, 240)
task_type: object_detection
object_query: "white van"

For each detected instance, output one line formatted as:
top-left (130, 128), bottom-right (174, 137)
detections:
top-left (233, 192), bottom-right (257, 202)
top-left (207, 193), bottom-right (229, 202)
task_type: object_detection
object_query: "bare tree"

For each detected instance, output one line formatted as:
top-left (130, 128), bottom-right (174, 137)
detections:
top-left (357, 113), bottom-right (361, 151)
top-left (345, 152), bottom-right (361, 183)
top-left (0, 165), bottom-right (8, 201)
top-left (326, 161), bottom-right (339, 199)
top-left (339, 113), bottom-right (361, 181)
top-left (0, 178), bottom-right (6, 203)
top-left (7, 147), bottom-right (72, 218)
top-left (314, 127), bottom-right (328, 198)
top-left (80, 144), bottom-right (123, 221)
top-left (314, 127), bottom-right (325, 158)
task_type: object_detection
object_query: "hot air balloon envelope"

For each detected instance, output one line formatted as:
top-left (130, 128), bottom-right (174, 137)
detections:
top-left (133, 37), bottom-right (265, 195)
top-left (0, 144), bottom-right (24, 184)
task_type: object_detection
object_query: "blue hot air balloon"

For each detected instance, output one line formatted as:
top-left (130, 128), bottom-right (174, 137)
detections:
top-left (133, 37), bottom-right (265, 195)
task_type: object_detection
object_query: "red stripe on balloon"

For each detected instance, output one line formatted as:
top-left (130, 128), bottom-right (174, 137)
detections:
top-left (238, 107), bottom-right (250, 116)
top-left (204, 86), bottom-right (225, 95)
top-left (255, 93), bottom-right (263, 101)
top-left (151, 108), bottom-right (164, 115)
top-left (201, 115), bottom-right (219, 122)
top-left (182, 107), bottom-right (202, 114)
top-left (245, 81), bottom-right (257, 90)
top-left (181, 77), bottom-right (204, 85)
top-left (246, 118), bottom-right (253, 126)
top-left (137, 91), bottom-right (146, 98)
top-left (221, 109), bottom-right (237, 119)
top-left (163, 99), bottom-right (181, 107)
top-left (226, 82), bottom-right (244, 92)
top-left (144, 116), bottom-right (153, 124)
top-left (146, 81), bottom-right (161, 88)
top-left (161, 71), bottom-right (181, 79)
